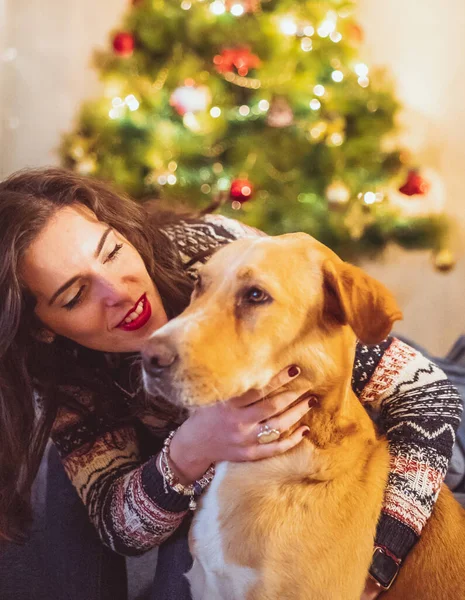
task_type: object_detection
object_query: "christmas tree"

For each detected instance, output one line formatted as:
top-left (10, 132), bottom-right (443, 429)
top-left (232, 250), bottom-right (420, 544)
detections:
top-left (60, 0), bottom-right (450, 263)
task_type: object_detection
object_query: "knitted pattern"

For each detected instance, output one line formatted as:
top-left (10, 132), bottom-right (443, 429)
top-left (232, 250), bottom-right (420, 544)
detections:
top-left (358, 338), bottom-right (463, 557)
top-left (51, 215), bottom-right (463, 561)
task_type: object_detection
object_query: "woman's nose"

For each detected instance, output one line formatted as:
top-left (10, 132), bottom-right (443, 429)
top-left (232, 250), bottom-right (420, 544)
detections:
top-left (96, 277), bottom-right (132, 307)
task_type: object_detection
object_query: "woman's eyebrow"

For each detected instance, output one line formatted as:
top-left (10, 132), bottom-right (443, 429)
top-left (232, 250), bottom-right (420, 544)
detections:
top-left (94, 226), bottom-right (112, 259)
top-left (48, 227), bottom-right (112, 306)
top-left (49, 275), bottom-right (81, 306)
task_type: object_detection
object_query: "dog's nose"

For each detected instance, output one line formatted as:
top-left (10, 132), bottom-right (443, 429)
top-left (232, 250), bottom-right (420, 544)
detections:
top-left (142, 338), bottom-right (178, 377)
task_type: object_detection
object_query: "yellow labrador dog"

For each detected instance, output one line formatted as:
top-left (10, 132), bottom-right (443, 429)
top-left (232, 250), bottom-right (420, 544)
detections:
top-left (142, 233), bottom-right (465, 600)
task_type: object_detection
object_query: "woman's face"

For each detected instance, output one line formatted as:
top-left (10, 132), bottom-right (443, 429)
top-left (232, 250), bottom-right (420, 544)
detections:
top-left (21, 204), bottom-right (168, 352)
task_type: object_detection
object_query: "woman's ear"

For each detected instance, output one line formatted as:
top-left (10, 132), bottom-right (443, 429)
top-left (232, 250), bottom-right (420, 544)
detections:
top-left (322, 259), bottom-right (403, 345)
top-left (34, 328), bottom-right (56, 344)
top-left (30, 314), bottom-right (56, 344)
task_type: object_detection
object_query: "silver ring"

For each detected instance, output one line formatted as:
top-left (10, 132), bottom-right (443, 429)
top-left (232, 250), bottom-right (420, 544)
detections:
top-left (257, 423), bottom-right (281, 445)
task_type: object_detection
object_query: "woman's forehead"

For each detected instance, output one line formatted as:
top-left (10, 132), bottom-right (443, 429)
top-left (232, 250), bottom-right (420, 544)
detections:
top-left (20, 205), bottom-right (108, 297)
top-left (27, 205), bottom-right (105, 259)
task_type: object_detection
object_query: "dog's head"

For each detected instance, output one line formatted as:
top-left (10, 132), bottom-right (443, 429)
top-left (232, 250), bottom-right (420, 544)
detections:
top-left (142, 233), bottom-right (402, 407)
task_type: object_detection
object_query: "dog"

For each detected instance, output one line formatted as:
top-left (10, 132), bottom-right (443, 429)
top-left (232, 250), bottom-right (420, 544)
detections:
top-left (142, 232), bottom-right (465, 599)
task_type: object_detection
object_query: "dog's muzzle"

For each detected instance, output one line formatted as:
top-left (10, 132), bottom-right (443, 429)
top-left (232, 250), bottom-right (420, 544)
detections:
top-left (142, 335), bottom-right (178, 374)
top-left (141, 336), bottom-right (179, 398)
top-left (142, 352), bottom-right (177, 378)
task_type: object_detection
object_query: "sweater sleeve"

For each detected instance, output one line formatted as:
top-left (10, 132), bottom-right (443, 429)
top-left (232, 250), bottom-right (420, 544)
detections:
top-left (51, 397), bottom-right (190, 556)
top-left (352, 337), bottom-right (463, 560)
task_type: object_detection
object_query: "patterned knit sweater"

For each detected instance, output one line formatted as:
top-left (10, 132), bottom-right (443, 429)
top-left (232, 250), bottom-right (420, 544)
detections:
top-left (50, 214), bottom-right (463, 564)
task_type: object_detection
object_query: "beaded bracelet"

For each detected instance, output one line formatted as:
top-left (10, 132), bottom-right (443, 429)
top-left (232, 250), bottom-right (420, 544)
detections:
top-left (158, 430), bottom-right (215, 510)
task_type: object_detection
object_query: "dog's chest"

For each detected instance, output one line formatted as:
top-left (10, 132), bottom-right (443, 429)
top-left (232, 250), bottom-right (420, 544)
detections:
top-left (186, 462), bottom-right (258, 600)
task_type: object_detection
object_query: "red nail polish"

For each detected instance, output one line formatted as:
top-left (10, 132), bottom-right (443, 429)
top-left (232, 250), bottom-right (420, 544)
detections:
top-left (302, 429), bottom-right (310, 438)
top-left (308, 396), bottom-right (317, 408)
top-left (288, 365), bottom-right (300, 378)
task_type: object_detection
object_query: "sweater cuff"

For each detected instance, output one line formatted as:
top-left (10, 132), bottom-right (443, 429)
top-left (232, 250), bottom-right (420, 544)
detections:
top-left (141, 455), bottom-right (191, 512)
top-left (375, 513), bottom-right (419, 561)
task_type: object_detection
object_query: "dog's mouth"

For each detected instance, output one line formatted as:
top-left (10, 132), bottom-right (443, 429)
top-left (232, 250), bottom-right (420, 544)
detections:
top-left (143, 368), bottom-right (175, 400)
top-left (142, 363), bottom-right (242, 409)
top-left (142, 367), bottom-right (196, 408)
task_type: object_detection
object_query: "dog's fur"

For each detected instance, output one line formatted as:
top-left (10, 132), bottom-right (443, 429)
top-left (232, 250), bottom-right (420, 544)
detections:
top-left (143, 233), bottom-right (465, 599)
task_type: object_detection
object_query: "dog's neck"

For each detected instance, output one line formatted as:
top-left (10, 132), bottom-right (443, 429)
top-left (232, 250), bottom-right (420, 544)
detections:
top-left (304, 383), bottom-right (374, 442)
top-left (276, 378), bottom-right (379, 486)
top-left (289, 331), bottom-right (379, 456)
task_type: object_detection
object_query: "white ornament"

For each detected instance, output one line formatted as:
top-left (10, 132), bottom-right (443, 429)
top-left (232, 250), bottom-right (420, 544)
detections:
top-left (326, 181), bottom-right (350, 205)
top-left (170, 85), bottom-right (211, 115)
top-left (76, 157), bottom-right (96, 176)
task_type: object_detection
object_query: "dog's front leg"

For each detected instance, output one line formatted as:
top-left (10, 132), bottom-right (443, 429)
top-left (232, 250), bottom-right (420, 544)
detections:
top-left (185, 558), bottom-right (208, 600)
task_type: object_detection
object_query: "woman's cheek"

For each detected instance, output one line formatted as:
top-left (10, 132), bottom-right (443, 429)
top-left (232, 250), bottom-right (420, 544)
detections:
top-left (58, 310), bottom-right (102, 338)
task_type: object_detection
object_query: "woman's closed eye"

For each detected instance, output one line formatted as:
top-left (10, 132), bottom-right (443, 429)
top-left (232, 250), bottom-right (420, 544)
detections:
top-left (63, 285), bottom-right (86, 310)
top-left (104, 243), bottom-right (123, 264)
top-left (63, 243), bottom-right (124, 310)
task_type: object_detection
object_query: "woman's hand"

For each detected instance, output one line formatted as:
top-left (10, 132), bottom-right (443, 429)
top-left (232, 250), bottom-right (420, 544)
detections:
top-left (168, 365), bottom-right (311, 483)
top-left (360, 577), bottom-right (382, 600)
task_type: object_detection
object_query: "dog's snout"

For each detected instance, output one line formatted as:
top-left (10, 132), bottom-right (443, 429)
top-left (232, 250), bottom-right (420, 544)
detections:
top-left (142, 338), bottom-right (178, 376)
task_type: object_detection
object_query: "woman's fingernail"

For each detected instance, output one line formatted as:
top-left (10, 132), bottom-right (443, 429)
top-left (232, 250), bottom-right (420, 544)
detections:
top-left (288, 365), bottom-right (300, 378)
top-left (308, 396), bottom-right (317, 408)
top-left (302, 428), bottom-right (310, 438)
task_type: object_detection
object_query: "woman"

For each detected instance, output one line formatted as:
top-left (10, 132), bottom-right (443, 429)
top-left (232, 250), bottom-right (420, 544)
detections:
top-left (0, 167), bottom-right (462, 599)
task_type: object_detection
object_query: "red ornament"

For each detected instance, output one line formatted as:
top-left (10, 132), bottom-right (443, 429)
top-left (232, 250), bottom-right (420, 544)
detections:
top-left (399, 170), bottom-right (431, 196)
top-left (112, 32), bottom-right (135, 57)
top-left (230, 179), bottom-right (254, 203)
top-left (225, 0), bottom-right (260, 12)
top-left (214, 47), bottom-right (261, 77)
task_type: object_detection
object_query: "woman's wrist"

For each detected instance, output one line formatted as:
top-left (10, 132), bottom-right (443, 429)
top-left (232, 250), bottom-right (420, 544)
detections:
top-left (155, 431), bottom-right (215, 510)
top-left (166, 425), bottom-right (213, 485)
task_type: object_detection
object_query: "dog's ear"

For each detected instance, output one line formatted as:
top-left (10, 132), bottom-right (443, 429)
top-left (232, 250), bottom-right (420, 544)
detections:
top-left (322, 260), bottom-right (403, 345)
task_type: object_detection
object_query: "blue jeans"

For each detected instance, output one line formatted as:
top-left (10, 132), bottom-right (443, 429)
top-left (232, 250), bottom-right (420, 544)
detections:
top-left (0, 443), bottom-right (128, 600)
top-left (0, 443), bottom-right (192, 600)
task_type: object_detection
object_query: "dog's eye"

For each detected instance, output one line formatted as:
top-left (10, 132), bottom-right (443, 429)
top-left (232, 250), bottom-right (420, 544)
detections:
top-left (244, 287), bottom-right (270, 304)
top-left (192, 274), bottom-right (203, 294)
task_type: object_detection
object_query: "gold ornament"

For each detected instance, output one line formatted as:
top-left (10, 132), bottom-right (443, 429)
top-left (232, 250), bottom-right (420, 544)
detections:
top-left (308, 120), bottom-right (328, 142)
top-left (326, 132), bottom-right (345, 147)
top-left (76, 156), bottom-right (97, 176)
top-left (326, 181), bottom-right (351, 206)
top-left (433, 249), bottom-right (456, 273)
top-left (69, 138), bottom-right (86, 160)
top-left (344, 202), bottom-right (375, 240)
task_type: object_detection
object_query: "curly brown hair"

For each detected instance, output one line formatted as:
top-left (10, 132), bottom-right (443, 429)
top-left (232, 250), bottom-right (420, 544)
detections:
top-left (0, 167), bottom-right (196, 542)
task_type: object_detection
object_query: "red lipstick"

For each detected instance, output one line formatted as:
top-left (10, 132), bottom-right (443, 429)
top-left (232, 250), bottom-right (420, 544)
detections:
top-left (117, 294), bottom-right (152, 331)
